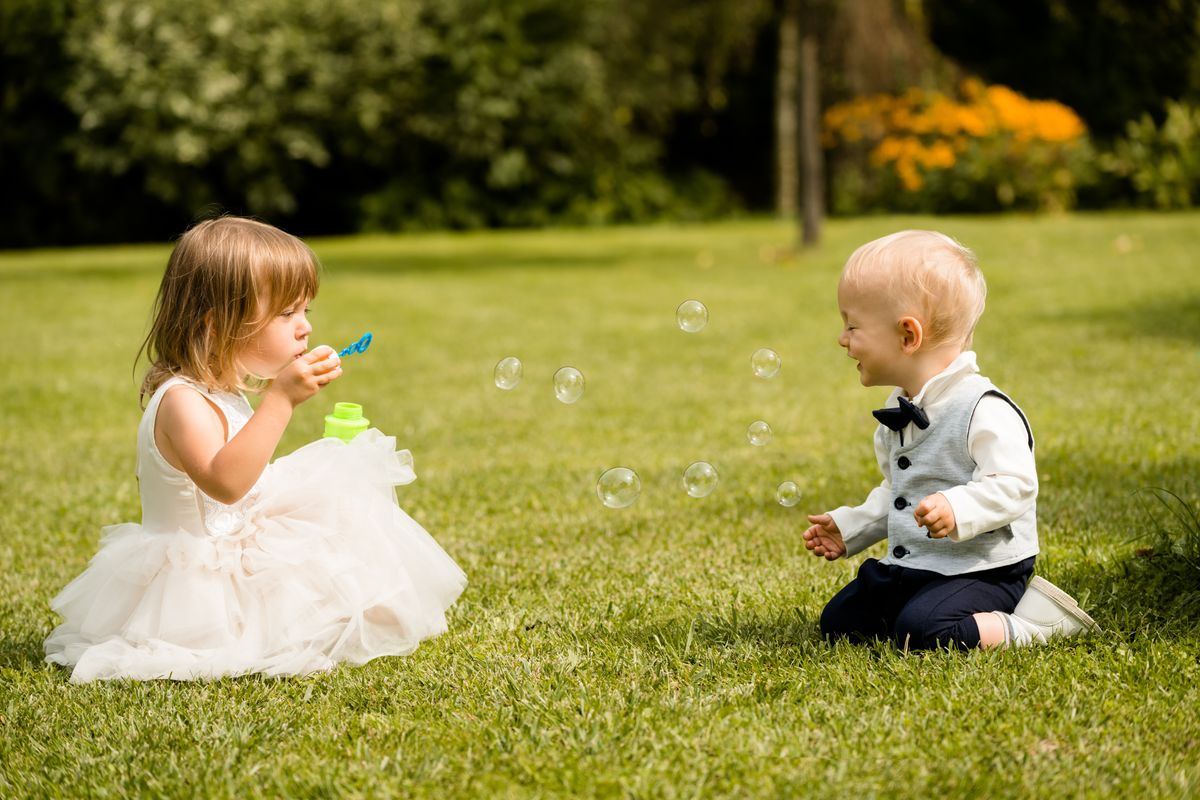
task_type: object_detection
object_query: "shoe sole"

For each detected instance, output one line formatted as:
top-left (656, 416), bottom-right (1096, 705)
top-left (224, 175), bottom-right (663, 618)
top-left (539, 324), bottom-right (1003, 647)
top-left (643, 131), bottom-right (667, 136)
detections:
top-left (1029, 575), bottom-right (1101, 632)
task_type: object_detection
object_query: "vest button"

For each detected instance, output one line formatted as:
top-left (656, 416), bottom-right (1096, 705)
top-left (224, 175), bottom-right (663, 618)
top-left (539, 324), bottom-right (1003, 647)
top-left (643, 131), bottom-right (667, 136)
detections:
top-left (897, 456), bottom-right (911, 470)
top-left (894, 497), bottom-right (907, 510)
top-left (893, 545), bottom-right (908, 558)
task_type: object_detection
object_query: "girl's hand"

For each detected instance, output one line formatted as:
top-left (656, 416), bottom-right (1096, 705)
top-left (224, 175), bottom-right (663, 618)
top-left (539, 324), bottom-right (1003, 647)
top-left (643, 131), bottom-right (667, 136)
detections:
top-left (268, 345), bottom-right (342, 407)
top-left (803, 514), bottom-right (847, 561)
top-left (913, 493), bottom-right (956, 539)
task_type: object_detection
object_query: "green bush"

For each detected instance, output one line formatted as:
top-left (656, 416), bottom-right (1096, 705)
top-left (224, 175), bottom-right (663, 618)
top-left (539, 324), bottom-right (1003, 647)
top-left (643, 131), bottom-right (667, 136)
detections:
top-left (360, 167), bottom-right (738, 231)
top-left (62, 0), bottom-right (761, 232)
top-left (1100, 101), bottom-right (1200, 209)
top-left (66, 0), bottom-right (431, 217)
top-left (1130, 487), bottom-right (1200, 620)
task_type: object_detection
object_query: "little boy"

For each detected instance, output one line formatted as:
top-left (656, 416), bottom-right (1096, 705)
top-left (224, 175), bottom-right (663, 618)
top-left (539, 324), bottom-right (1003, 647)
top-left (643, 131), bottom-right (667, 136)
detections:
top-left (803, 230), bottom-right (1099, 650)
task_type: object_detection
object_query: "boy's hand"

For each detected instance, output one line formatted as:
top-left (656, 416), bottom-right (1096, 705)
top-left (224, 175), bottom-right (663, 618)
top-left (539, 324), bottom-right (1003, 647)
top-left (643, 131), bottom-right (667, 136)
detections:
top-left (803, 514), bottom-right (847, 561)
top-left (914, 493), bottom-right (956, 538)
top-left (268, 345), bottom-right (342, 408)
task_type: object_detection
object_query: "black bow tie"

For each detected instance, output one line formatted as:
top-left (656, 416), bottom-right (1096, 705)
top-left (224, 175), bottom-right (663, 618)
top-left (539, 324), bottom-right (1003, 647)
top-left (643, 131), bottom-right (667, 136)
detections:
top-left (873, 396), bottom-right (929, 432)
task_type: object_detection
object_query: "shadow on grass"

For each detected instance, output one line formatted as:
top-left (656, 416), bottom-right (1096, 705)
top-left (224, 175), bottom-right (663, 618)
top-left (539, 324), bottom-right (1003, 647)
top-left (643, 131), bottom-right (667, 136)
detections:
top-left (1049, 552), bottom-right (1200, 641)
top-left (618, 604), bottom-right (826, 658)
top-left (620, 607), bottom-right (951, 668)
top-left (1038, 450), bottom-right (1200, 487)
top-left (1051, 483), bottom-right (1200, 637)
top-left (0, 632), bottom-right (50, 672)
top-left (1046, 293), bottom-right (1200, 344)
top-left (621, 554), bottom-right (1200, 663)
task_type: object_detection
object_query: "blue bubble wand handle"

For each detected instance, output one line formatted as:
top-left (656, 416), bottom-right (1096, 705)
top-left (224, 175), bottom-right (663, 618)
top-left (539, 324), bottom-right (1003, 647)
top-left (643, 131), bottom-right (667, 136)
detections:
top-left (338, 332), bottom-right (373, 358)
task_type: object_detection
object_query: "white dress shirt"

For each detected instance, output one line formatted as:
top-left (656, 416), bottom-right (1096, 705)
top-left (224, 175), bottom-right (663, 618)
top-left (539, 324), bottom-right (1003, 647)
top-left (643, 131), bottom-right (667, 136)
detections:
top-left (828, 351), bottom-right (1038, 551)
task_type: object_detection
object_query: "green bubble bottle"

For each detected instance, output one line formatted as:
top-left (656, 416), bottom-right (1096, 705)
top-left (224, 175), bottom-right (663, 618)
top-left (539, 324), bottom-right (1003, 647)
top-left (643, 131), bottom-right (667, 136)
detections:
top-left (324, 402), bottom-right (369, 442)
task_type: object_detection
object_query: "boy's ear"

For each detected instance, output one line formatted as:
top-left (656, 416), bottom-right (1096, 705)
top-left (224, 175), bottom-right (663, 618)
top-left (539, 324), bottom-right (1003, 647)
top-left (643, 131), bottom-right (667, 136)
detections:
top-left (898, 316), bottom-right (924, 353)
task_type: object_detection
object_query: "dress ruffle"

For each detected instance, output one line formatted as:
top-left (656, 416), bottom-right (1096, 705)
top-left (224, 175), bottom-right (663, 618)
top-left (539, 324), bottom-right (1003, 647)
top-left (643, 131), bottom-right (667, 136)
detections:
top-left (44, 430), bottom-right (465, 682)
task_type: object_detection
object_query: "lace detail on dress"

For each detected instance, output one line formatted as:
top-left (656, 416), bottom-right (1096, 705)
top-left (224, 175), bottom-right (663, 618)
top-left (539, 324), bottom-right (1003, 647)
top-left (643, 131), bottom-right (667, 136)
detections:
top-left (203, 388), bottom-right (253, 440)
top-left (199, 490), bottom-right (262, 538)
top-left (192, 386), bottom-right (263, 536)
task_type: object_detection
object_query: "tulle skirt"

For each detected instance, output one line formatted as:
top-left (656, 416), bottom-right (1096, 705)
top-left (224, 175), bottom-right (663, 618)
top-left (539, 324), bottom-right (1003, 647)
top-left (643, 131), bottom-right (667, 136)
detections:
top-left (44, 430), bottom-right (466, 682)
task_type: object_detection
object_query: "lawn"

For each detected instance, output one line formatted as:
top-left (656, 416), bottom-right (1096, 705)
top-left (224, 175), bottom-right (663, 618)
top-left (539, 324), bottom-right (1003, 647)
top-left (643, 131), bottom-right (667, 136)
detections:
top-left (1, 212), bottom-right (1198, 797)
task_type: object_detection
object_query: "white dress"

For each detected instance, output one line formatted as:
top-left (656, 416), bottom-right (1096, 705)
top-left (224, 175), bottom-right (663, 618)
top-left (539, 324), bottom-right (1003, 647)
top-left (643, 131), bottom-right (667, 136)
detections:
top-left (44, 377), bottom-right (466, 682)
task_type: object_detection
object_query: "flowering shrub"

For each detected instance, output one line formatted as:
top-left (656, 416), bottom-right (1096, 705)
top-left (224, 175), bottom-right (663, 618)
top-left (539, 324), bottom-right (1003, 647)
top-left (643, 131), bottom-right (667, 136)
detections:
top-left (822, 79), bottom-right (1094, 214)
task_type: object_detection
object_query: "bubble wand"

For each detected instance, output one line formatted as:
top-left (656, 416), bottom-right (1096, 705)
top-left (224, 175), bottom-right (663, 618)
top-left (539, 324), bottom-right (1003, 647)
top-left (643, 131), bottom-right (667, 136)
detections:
top-left (337, 332), bottom-right (373, 358)
top-left (324, 333), bottom-right (373, 442)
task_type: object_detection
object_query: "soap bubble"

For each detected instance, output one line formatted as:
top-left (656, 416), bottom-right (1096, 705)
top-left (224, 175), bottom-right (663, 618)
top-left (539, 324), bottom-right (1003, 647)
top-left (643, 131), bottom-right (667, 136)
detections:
top-left (776, 481), bottom-right (802, 507)
top-left (553, 366), bottom-right (586, 404)
top-left (494, 356), bottom-right (523, 390)
top-left (596, 467), bottom-right (641, 509)
top-left (682, 461), bottom-right (719, 498)
top-left (746, 420), bottom-right (772, 446)
top-left (751, 348), bottom-right (782, 379)
top-left (676, 299), bottom-right (708, 333)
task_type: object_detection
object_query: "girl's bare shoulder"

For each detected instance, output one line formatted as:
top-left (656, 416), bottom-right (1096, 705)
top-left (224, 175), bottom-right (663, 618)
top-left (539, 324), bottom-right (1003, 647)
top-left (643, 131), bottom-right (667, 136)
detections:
top-left (155, 383), bottom-right (229, 459)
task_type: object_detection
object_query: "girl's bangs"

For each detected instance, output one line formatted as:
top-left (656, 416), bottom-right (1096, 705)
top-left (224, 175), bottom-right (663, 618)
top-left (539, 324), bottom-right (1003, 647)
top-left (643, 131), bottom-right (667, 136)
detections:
top-left (256, 238), bottom-right (321, 317)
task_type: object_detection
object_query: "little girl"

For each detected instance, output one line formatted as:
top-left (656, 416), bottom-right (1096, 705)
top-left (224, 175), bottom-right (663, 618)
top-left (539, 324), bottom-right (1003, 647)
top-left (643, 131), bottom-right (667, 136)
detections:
top-left (44, 216), bottom-right (466, 682)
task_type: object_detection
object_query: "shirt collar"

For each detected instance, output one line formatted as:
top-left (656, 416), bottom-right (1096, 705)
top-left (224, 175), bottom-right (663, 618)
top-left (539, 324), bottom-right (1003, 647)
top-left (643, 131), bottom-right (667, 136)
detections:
top-left (892, 350), bottom-right (979, 407)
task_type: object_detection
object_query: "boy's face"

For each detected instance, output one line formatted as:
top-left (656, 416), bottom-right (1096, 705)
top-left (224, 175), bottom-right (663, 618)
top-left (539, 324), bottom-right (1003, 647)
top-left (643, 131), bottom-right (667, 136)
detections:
top-left (837, 280), bottom-right (907, 390)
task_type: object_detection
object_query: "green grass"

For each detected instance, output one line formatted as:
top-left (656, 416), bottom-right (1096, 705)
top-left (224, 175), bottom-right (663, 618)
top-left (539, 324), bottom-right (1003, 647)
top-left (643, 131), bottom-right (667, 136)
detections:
top-left (2, 213), bottom-right (1199, 797)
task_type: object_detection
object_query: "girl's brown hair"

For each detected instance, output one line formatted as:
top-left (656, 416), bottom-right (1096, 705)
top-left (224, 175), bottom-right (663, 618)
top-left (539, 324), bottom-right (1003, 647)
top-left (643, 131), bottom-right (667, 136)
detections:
top-left (137, 217), bottom-right (320, 405)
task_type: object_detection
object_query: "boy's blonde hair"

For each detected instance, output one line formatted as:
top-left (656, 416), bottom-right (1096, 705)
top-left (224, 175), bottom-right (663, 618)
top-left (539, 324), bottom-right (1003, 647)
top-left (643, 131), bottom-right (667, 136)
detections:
top-left (137, 216), bottom-right (320, 405)
top-left (840, 230), bottom-right (986, 350)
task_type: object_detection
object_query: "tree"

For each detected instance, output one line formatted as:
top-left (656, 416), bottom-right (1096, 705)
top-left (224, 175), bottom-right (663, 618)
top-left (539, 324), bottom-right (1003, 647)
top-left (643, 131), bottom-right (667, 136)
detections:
top-left (775, 0), bottom-right (953, 247)
top-left (775, 0), bottom-right (827, 246)
top-left (775, 0), bottom-right (799, 218)
top-left (798, 22), bottom-right (822, 246)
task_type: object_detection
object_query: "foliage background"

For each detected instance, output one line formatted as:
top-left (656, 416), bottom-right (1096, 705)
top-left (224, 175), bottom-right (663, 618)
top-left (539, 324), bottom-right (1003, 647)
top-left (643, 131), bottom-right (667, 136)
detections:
top-left (3, 0), bottom-right (1199, 247)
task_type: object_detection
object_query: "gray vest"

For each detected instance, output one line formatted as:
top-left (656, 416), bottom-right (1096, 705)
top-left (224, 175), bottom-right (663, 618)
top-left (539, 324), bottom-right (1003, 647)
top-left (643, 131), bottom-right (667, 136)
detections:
top-left (882, 374), bottom-right (1038, 575)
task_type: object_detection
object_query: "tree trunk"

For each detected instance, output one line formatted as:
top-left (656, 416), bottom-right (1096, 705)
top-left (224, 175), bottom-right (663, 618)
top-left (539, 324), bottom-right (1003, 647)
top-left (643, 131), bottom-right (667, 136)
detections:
top-left (774, 0), bottom-right (800, 218)
top-left (799, 28), bottom-right (823, 246)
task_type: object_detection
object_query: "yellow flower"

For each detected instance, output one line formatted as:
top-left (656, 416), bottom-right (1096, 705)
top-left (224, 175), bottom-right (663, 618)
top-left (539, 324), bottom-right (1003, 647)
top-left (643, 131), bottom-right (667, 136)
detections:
top-left (919, 140), bottom-right (957, 169)
top-left (957, 106), bottom-right (992, 137)
top-left (1029, 100), bottom-right (1086, 141)
top-left (821, 78), bottom-right (1087, 184)
top-left (870, 136), bottom-right (921, 165)
top-left (897, 159), bottom-right (923, 191)
top-left (960, 76), bottom-right (986, 100)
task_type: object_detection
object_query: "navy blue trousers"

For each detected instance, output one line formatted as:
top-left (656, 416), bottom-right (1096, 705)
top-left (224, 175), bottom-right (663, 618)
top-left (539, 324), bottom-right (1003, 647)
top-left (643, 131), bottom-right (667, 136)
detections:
top-left (820, 556), bottom-right (1035, 650)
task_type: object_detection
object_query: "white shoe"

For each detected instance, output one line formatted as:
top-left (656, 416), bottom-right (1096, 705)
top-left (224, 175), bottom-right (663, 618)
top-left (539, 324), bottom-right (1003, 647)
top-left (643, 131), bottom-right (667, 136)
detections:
top-left (1008, 576), bottom-right (1101, 643)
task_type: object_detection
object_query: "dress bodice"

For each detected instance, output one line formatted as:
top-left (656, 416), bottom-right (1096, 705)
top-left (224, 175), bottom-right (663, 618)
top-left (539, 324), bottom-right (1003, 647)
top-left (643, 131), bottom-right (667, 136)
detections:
top-left (136, 376), bottom-right (258, 536)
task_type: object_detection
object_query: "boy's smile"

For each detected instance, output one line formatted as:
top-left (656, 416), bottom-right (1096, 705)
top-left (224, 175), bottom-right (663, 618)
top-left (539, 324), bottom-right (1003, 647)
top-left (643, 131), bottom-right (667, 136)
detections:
top-left (837, 281), bottom-right (907, 391)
